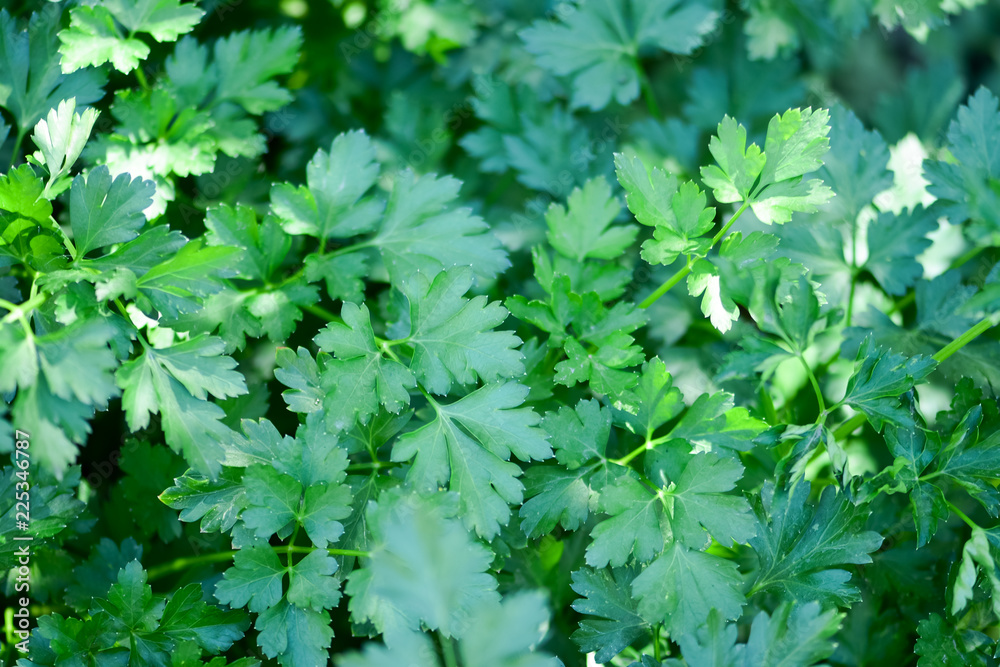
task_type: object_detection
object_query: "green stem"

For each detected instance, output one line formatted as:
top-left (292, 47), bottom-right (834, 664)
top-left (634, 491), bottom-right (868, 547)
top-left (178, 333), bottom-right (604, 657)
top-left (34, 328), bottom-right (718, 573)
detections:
top-left (612, 440), bottom-right (651, 467)
top-left (439, 634), bottom-right (460, 667)
top-left (652, 624), bottom-right (663, 662)
top-left (276, 265), bottom-right (306, 289)
top-left (113, 297), bottom-right (154, 350)
top-left (286, 546), bottom-right (372, 558)
top-left (832, 314), bottom-right (998, 439)
top-left (364, 439), bottom-right (381, 466)
top-left (845, 271), bottom-right (856, 327)
top-left (612, 435), bottom-right (668, 467)
top-left (146, 550), bottom-right (238, 581)
top-left (947, 501), bottom-right (978, 530)
top-left (622, 646), bottom-right (644, 661)
top-left (145, 545), bottom-right (372, 583)
top-left (846, 215), bottom-right (859, 325)
top-left (951, 244), bottom-right (988, 271)
top-left (634, 58), bottom-right (661, 118)
top-left (760, 385), bottom-right (778, 425)
top-left (639, 200), bottom-right (751, 309)
top-left (933, 316), bottom-right (996, 363)
top-left (347, 461), bottom-right (402, 472)
top-left (832, 413), bottom-right (866, 440)
top-left (287, 522), bottom-right (301, 566)
top-left (378, 337), bottom-right (406, 364)
top-left (888, 245), bottom-right (988, 316)
top-left (9, 128), bottom-right (25, 168)
top-left (135, 65), bottom-right (151, 91)
top-left (303, 303), bottom-right (341, 323)
top-left (710, 200), bottom-right (751, 246)
top-left (798, 354), bottom-right (826, 414)
top-left (0, 292), bottom-right (45, 326)
top-left (639, 259), bottom-right (692, 309)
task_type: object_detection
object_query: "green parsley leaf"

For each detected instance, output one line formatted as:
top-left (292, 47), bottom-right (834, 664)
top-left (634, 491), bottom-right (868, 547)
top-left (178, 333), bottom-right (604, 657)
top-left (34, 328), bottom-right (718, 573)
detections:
top-left (843, 271), bottom-right (1000, 390)
top-left (59, 0), bottom-right (204, 73)
top-left (519, 399), bottom-right (611, 537)
top-left (70, 166), bottom-right (155, 258)
top-left (926, 86), bottom-right (1000, 236)
top-left (286, 550), bottom-right (341, 612)
top-left (211, 27), bottom-right (302, 114)
top-left (391, 383), bottom-right (550, 539)
top-left (521, 0), bottom-right (719, 110)
top-left (914, 614), bottom-right (980, 667)
top-left (203, 204), bottom-right (290, 282)
top-left (701, 108), bottom-right (833, 224)
top-left (748, 482), bottom-right (883, 606)
top-left (952, 525), bottom-right (1000, 619)
top-left (671, 602), bottom-right (842, 667)
top-left (345, 490), bottom-right (500, 642)
top-left (739, 601), bottom-right (843, 666)
top-left (255, 600), bottom-right (334, 667)
top-left (159, 467), bottom-right (248, 534)
top-left (270, 131), bottom-right (382, 240)
top-left (586, 475), bottom-right (663, 568)
top-left (0, 466), bottom-right (85, 571)
top-left (611, 357), bottom-right (685, 440)
top-left (841, 335), bottom-right (936, 431)
top-left (458, 592), bottom-right (562, 667)
top-left (136, 238), bottom-right (241, 318)
top-left (570, 566), bottom-right (648, 663)
top-left (32, 97), bottom-right (99, 197)
top-left (545, 176), bottom-right (638, 262)
top-left (616, 153), bottom-right (715, 265)
top-left (932, 406), bottom-right (1000, 516)
top-left (400, 266), bottom-right (523, 394)
top-left (273, 346), bottom-right (324, 414)
top-left (314, 302), bottom-right (416, 431)
top-left (816, 105), bottom-right (893, 221)
top-left (215, 546), bottom-right (284, 614)
top-left (337, 629), bottom-right (437, 667)
top-left (372, 170), bottom-right (509, 282)
top-left (0, 9), bottom-right (106, 132)
top-left (700, 115), bottom-right (766, 205)
top-left (668, 391), bottom-right (769, 454)
top-left (632, 541), bottom-right (745, 637)
top-left (863, 206), bottom-right (936, 296)
top-left (647, 446), bottom-right (755, 549)
top-left (117, 336), bottom-right (246, 478)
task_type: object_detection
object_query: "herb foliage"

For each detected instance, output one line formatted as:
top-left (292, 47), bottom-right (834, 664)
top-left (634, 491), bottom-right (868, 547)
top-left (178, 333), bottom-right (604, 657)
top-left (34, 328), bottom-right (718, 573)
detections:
top-left (2, 1), bottom-right (1000, 666)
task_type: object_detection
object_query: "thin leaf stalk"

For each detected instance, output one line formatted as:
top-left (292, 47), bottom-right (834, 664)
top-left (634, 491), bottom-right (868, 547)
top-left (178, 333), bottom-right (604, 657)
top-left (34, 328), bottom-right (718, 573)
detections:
top-left (888, 244), bottom-right (989, 316)
top-left (933, 316), bottom-right (996, 363)
top-left (832, 313), bottom-right (998, 439)
top-left (145, 546), bottom-right (372, 582)
top-left (612, 434), bottom-right (670, 467)
top-left (439, 634), bottom-right (460, 667)
top-left (633, 58), bottom-right (661, 118)
top-left (0, 293), bottom-right (45, 328)
top-left (798, 353), bottom-right (827, 415)
top-left (946, 501), bottom-right (979, 530)
top-left (639, 199), bottom-right (751, 309)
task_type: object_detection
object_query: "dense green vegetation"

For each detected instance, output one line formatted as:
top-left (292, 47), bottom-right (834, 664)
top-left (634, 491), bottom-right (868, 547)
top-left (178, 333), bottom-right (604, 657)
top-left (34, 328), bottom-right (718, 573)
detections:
top-left (3, 0), bottom-right (1000, 665)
